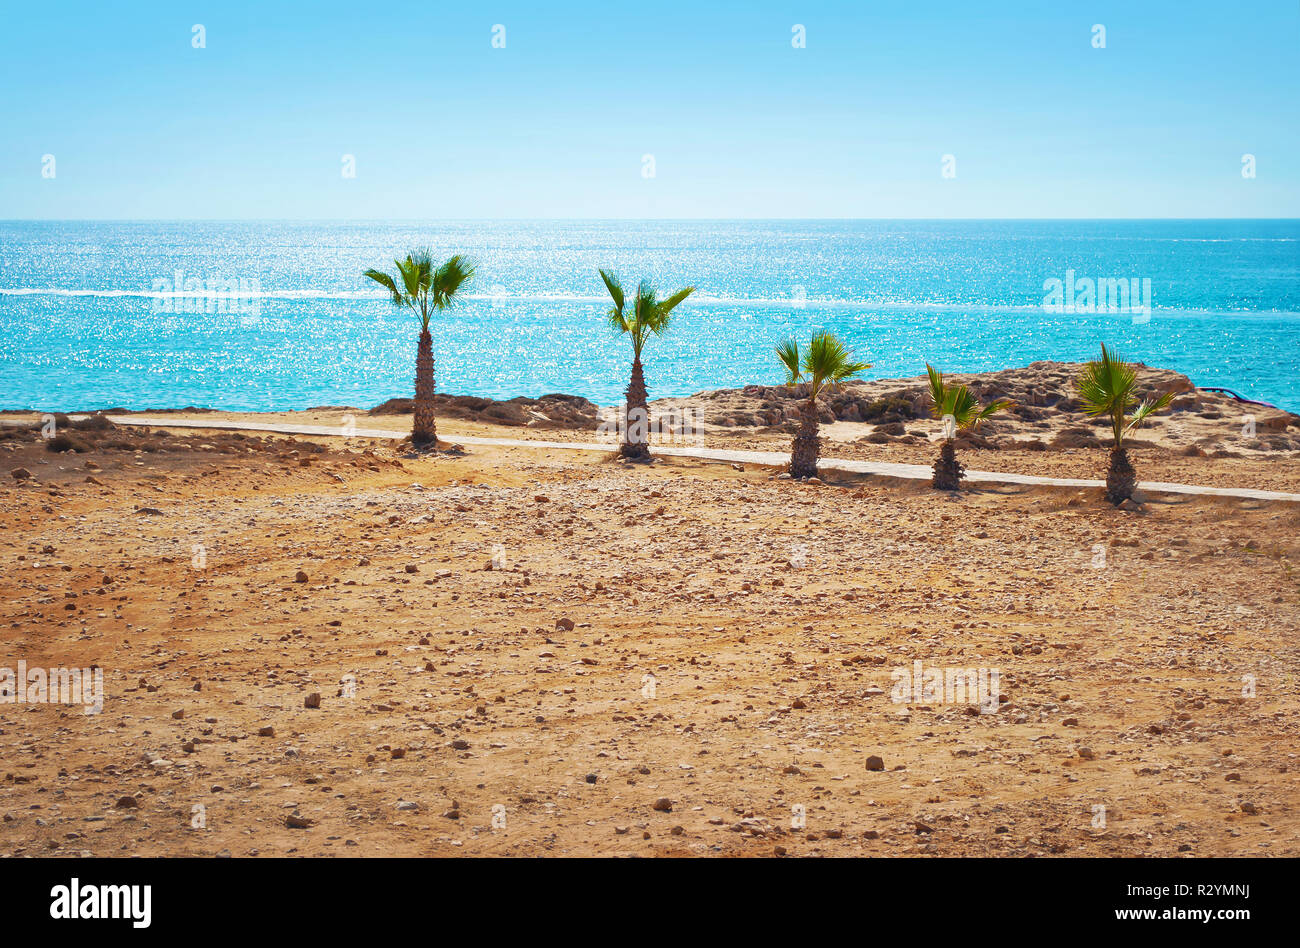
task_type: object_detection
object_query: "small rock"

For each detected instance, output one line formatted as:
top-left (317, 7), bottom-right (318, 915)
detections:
top-left (304, 692), bottom-right (321, 709)
top-left (865, 755), bottom-right (885, 771)
top-left (652, 797), bottom-right (673, 812)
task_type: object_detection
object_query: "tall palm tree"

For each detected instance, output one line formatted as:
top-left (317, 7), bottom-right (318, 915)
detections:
top-left (776, 331), bottom-right (870, 479)
top-left (364, 251), bottom-right (475, 446)
top-left (925, 364), bottom-right (1011, 490)
top-left (598, 269), bottom-right (694, 459)
top-left (1075, 344), bottom-right (1176, 504)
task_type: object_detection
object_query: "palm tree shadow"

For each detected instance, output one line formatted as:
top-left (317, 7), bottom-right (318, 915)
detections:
top-left (1135, 491), bottom-right (1192, 508)
top-left (959, 482), bottom-right (1030, 499)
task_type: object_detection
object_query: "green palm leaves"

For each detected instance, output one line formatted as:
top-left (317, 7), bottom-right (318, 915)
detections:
top-left (926, 364), bottom-right (1010, 436)
top-left (365, 251), bottom-right (476, 331)
top-left (1075, 344), bottom-right (1175, 447)
top-left (777, 331), bottom-right (869, 479)
top-left (924, 364), bottom-right (1009, 490)
top-left (598, 268), bottom-right (695, 356)
top-left (598, 268), bottom-right (625, 315)
top-left (777, 331), bottom-right (871, 400)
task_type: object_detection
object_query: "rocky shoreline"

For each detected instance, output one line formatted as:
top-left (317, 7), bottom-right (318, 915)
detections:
top-left (15, 361), bottom-right (1296, 458)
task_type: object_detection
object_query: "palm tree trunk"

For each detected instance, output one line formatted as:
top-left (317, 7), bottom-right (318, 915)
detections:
top-left (1105, 446), bottom-right (1136, 505)
top-left (932, 438), bottom-right (964, 490)
top-left (790, 397), bottom-right (820, 478)
top-left (622, 355), bottom-right (650, 459)
top-left (412, 328), bottom-right (437, 446)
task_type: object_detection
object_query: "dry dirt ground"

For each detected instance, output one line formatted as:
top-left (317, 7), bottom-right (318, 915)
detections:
top-left (1, 415), bottom-right (1297, 857)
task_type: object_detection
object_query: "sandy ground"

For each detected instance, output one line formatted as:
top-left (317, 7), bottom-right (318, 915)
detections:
top-left (1, 412), bottom-right (1297, 857)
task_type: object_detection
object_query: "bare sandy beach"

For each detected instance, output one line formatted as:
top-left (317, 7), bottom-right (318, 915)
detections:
top-left (1, 363), bottom-right (1297, 857)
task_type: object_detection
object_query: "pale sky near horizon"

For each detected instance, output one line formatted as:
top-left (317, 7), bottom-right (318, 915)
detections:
top-left (1, 1), bottom-right (1297, 219)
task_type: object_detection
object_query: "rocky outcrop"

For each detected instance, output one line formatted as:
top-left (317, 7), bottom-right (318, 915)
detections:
top-left (650, 362), bottom-right (1300, 453)
top-left (369, 393), bottom-right (600, 430)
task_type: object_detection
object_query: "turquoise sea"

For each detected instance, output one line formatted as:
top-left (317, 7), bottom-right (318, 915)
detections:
top-left (1, 220), bottom-right (1297, 411)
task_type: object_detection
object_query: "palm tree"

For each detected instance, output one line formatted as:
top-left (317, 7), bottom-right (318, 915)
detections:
top-left (1075, 344), bottom-right (1176, 505)
top-left (925, 364), bottom-right (1011, 490)
top-left (776, 331), bottom-right (871, 479)
top-left (598, 269), bottom-right (695, 459)
top-left (364, 251), bottom-right (475, 447)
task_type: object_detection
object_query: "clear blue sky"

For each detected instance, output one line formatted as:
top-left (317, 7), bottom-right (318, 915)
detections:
top-left (2, 1), bottom-right (1297, 218)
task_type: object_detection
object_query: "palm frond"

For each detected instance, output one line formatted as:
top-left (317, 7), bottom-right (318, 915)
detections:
top-left (606, 309), bottom-right (630, 334)
top-left (597, 269), bottom-right (624, 313)
top-left (624, 282), bottom-right (658, 351)
top-left (397, 256), bottom-right (422, 299)
top-left (657, 286), bottom-right (695, 317)
top-left (411, 250), bottom-right (433, 291)
top-left (776, 339), bottom-right (802, 386)
top-left (1076, 343), bottom-right (1169, 446)
top-left (632, 282), bottom-right (658, 323)
top-left (600, 273), bottom-right (689, 359)
top-left (802, 331), bottom-right (868, 397)
top-left (363, 268), bottom-right (403, 306)
top-left (927, 363), bottom-right (1007, 430)
top-left (947, 384), bottom-right (981, 427)
top-left (925, 364), bottom-right (947, 419)
top-left (1125, 389), bottom-right (1176, 435)
top-left (828, 358), bottom-right (872, 387)
top-left (432, 254), bottom-right (475, 308)
top-left (975, 399), bottom-right (1012, 424)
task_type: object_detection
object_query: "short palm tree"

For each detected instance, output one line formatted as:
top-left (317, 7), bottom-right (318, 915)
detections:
top-left (1075, 344), bottom-right (1176, 504)
top-left (926, 364), bottom-right (1011, 490)
top-left (364, 251), bottom-right (475, 446)
top-left (598, 269), bottom-right (695, 459)
top-left (776, 331), bottom-right (870, 479)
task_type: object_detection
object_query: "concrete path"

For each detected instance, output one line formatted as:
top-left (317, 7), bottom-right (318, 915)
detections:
top-left (104, 415), bottom-right (1300, 504)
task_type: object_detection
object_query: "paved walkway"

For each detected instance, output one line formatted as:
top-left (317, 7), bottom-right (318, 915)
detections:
top-left (104, 415), bottom-right (1300, 503)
